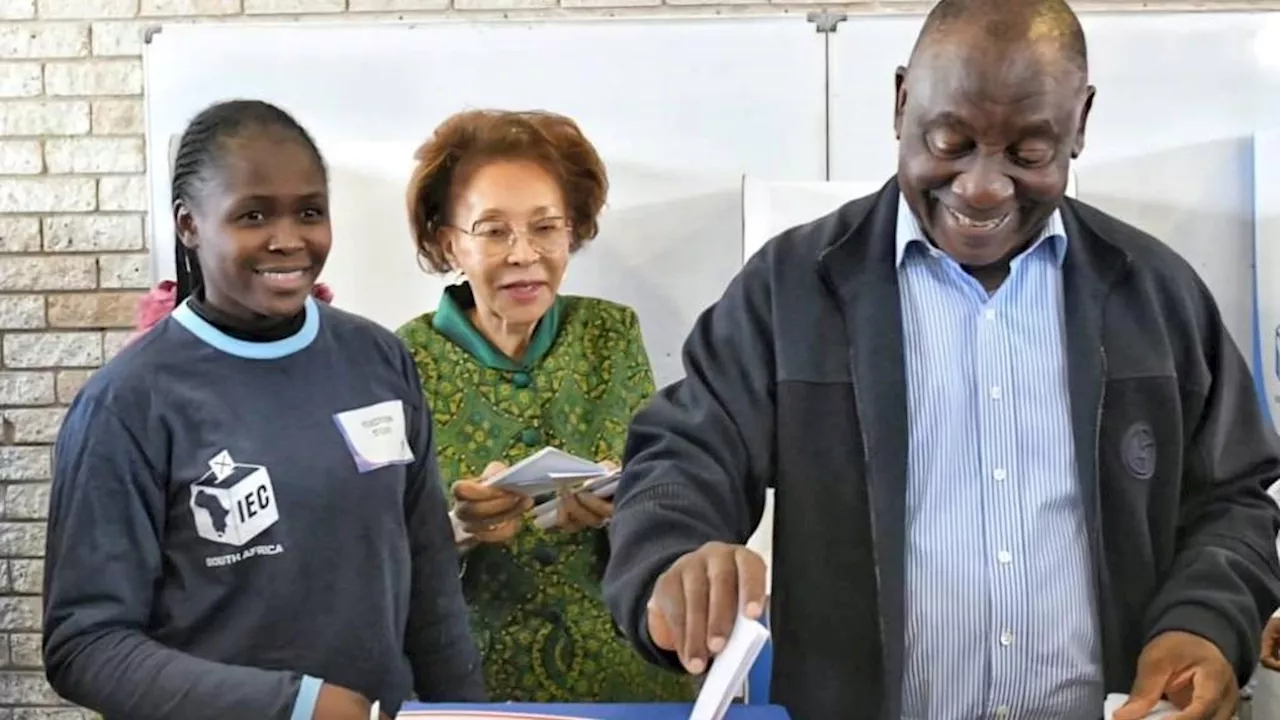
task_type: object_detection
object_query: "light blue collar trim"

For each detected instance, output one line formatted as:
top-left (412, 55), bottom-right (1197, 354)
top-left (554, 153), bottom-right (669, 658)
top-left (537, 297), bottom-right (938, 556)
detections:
top-left (895, 193), bottom-right (1068, 268)
top-left (171, 295), bottom-right (320, 360)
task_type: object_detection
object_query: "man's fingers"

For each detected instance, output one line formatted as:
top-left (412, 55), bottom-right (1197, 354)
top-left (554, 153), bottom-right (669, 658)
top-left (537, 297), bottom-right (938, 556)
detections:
top-left (647, 599), bottom-right (677, 651)
top-left (648, 570), bottom-right (687, 658)
top-left (646, 545), bottom-right (761, 677)
top-left (1113, 664), bottom-right (1174, 720)
top-left (1167, 676), bottom-right (1227, 720)
top-left (705, 549), bottom-right (739, 655)
top-left (735, 547), bottom-right (768, 618)
top-left (680, 561), bottom-right (711, 675)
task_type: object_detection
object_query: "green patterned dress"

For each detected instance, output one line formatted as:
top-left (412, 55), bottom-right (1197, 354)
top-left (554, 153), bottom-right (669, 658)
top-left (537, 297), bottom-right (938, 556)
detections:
top-left (396, 283), bottom-right (694, 703)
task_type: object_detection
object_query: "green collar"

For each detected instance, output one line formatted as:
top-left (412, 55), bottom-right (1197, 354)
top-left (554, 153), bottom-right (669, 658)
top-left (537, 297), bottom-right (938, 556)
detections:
top-left (432, 282), bottom-right (563, 372)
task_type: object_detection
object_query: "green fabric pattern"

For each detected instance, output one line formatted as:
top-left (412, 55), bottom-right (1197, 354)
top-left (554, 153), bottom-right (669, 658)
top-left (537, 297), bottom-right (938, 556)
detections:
top-left (432, 285), bottom-right (564, 372)
top-left (397, 284), bottom-right (694, 703)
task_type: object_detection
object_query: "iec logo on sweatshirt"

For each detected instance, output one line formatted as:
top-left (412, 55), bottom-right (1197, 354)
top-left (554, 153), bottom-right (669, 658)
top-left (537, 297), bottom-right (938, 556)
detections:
top-left (189, 450), bottom-right (284, 568)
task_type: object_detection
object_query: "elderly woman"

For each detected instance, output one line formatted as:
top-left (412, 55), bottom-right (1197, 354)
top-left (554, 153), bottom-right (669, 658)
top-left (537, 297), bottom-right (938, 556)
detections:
top-left (395, 109), bottom-right (693, 703)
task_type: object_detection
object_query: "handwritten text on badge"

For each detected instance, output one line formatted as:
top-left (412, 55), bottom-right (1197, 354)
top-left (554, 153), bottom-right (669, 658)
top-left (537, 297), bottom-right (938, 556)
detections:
top-left (333, 399), bottom-right (415, 473)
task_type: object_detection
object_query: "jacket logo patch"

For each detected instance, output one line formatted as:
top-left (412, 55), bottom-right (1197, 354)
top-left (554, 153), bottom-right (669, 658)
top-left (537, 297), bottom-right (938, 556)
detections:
top-left (1121, 422), bottom-right (1156, 480)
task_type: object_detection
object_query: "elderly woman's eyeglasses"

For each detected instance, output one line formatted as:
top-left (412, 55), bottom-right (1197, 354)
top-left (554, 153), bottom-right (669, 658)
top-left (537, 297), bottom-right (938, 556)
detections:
top-left (448, 217), bottom-right (574, 257)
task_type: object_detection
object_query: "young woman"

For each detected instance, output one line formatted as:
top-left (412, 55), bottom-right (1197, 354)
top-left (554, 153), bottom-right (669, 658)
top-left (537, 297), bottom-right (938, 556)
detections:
top-left (396, 108), bottom-right (693, 702)
top-left (42, 99), bottom-right (485, 720)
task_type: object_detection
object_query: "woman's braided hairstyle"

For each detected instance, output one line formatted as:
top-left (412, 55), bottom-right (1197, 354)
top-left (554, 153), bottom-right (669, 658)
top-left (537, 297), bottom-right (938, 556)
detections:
top-left (170, 99), bottom-right (327, 303)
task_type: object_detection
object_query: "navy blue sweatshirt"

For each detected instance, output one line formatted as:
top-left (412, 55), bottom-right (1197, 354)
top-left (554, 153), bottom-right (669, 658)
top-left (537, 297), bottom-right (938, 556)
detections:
top-left (43, 295), bottom-right (486, 720)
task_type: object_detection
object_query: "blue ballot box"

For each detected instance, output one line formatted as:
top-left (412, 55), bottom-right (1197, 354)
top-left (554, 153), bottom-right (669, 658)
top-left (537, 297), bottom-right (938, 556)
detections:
top-left (399, 703), bottom-right (791, 719)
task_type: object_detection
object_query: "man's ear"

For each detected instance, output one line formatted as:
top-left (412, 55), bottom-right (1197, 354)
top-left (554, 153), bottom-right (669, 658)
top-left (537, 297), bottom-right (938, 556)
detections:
top-left (1071, 85), bottom-right (1096, 159)
top-left (893, 66), bottom-right (909, 140)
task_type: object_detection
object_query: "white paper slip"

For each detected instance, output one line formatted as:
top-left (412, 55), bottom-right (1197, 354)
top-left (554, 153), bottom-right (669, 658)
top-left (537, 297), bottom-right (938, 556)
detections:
top-left (485, 447), bottom-right (611, 495)
top-left (1103, 693), bottom-right (1178, 719)
top-left (688, 614), bottom-right (771, 720)
top-left (369, 700), bottom-right (380, 720)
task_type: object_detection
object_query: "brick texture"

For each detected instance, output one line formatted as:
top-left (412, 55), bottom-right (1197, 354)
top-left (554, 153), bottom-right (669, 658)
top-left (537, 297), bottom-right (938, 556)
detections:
top-left (0, 0), bottom-right (1272, 715)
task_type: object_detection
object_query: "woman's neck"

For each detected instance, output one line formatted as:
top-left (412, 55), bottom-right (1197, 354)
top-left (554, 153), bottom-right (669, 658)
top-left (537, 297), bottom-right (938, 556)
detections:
top-left (468, 307), bottom-right (535, 361)
top-left (188, 292), bottom-right (305, 343)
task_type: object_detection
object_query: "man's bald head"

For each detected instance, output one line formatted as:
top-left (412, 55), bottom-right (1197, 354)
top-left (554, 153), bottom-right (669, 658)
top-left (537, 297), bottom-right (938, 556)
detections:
top-left (891, 0), bottom-right (1095, 287)
top-left (911, 0), bottom-right (1088, 78)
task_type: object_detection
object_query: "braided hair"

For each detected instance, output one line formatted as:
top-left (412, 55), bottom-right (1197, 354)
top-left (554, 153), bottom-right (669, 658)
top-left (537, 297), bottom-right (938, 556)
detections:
top-left (170, 99), bottom-right (327, 304)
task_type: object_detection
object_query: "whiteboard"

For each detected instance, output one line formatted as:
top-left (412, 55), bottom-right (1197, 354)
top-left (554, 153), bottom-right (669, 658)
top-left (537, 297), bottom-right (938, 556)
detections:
top-left (1254, 128), bottom-right (1280, 429)
top-left (742, 176), bottom-right (882, 262)
top-left (826, 10), bottom-right (1280, 363)
top-left (142, 17), bottom-right (827, 386)
top-left (742, 172), bottom-right (1077, 262)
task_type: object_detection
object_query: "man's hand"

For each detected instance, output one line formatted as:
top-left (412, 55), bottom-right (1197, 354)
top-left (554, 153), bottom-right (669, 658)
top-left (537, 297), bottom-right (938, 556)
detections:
top-left (1113, 630), bottom-right (1237, 720)
top-left (1261, 616), bottom-right (1280, 671)
top-left (645, 542), bottom-right (767, 675)
top-left (313, 682), bottom-right (380, 720)
top-left (452, 461), bottom-right (533, 544)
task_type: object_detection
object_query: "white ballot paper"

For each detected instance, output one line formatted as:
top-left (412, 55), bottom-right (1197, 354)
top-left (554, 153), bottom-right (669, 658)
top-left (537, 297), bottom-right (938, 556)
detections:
top-left (1103, 693), bottom-right (1178, 719)
top-left (451, 447), bottom-right (617, 546)
top-left (486, 447), bottom-right (611, 496)
top-left (689, 614), bottom-right (771, 720)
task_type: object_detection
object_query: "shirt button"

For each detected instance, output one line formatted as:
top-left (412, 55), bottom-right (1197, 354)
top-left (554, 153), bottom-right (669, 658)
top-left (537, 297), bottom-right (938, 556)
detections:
top-left (999, 629), bottom-right (1014, 646)
top-left (512, 372), bottom-right (531, 389)
top-left (984, 308), bottom-right (996, 321)
top-left (520, 428), bottom-right (541, 445)
top-left (989, 386), bottom-right (1002, 400)
top-left (997, 550), bottom-right (1012, 564)
top-left (993, 468), bottom-right (1007, 481)
top-left (995, 706), bottom-right (1010, 719)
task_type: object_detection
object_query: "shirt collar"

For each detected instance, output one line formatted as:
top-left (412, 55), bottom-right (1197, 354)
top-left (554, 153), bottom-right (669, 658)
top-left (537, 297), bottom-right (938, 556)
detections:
top-left (894, 193), bottom-right (1068, 268)
top-left (432, 281), bottom-right (563, 372)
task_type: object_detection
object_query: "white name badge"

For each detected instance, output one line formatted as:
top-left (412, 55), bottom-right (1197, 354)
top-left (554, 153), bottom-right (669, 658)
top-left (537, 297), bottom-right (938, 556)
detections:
top-left (333, 399), bottom-right (415, 473)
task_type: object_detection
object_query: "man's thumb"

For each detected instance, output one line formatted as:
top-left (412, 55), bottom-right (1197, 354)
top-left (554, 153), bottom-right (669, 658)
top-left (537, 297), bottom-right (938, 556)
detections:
top-left (1112, 666), bottom-right (1171, 720)
top-left (646, 601), bottom-right (676, 651)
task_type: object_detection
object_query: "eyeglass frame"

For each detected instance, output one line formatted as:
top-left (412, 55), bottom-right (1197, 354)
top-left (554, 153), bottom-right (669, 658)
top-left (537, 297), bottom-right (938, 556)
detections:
top-left (442, 216), bottom-right (576, 258)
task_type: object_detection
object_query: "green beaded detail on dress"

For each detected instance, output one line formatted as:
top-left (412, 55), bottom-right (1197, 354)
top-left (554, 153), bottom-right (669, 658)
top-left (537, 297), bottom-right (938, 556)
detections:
top-left (397, 288), bottom-right (693, 703)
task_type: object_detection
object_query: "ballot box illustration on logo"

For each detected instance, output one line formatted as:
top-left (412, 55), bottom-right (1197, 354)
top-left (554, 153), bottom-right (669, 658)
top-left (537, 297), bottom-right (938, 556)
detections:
top-left (189, 450), bottom-right (279, 546)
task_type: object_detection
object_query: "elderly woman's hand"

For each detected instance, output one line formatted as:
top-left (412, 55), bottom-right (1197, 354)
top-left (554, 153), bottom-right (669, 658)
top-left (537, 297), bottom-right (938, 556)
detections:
top-left (554, 459), bottom-right (618, 533)
top-left (453, 461), bottom-right (533, 545)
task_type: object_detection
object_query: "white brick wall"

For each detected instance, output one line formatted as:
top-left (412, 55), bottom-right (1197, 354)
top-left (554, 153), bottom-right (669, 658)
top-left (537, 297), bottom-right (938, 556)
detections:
top-left (0, 0), bottom-right (1276, 716)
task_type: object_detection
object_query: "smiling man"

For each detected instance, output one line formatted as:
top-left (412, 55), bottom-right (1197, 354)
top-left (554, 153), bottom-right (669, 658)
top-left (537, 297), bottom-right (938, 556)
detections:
top-left (602, 1), bottom-right (1280, 719)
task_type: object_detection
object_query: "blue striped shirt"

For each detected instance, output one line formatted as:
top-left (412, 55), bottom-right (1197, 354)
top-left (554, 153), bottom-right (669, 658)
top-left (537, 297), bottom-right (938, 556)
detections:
top-left (896, 195), bottom-right (1104, 719)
